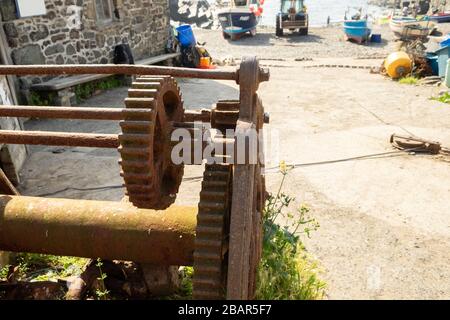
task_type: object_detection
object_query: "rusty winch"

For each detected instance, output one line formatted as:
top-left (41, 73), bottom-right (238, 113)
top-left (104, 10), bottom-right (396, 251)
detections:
top-left (0, 57), bottom-right (269, 300)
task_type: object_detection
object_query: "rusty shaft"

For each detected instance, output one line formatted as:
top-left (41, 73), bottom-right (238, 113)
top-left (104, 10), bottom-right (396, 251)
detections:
top-left (0, 195), bottom-right (197, 265)
top-left (0, 105), bottom-right (212, 124)
top-left (0, 64), bottom-right (240, 81)
top-left (0, 105), bottom-right (155, 120)
top-left (0, 130), bottom-right (119, 148)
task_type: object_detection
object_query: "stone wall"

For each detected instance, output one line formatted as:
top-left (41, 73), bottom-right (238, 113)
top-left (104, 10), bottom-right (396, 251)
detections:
top-left (0, 0), bottom-right (170, 86)
top-left (0, 75), bottom-right (27, 268)
top-left (0, 76), bottom-right (27, 185)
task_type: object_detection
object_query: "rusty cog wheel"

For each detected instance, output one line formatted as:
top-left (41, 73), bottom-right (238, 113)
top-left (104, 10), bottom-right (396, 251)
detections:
top-left (193, 163), bottom-right (232, 300)
top-left (119, 76), bottom-right (184, 210)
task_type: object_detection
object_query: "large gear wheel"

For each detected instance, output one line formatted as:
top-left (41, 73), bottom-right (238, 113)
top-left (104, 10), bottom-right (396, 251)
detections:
top-left (193, 163), bottom-right (232, 300)
top-left (119, 76), bottom-right (184, 210)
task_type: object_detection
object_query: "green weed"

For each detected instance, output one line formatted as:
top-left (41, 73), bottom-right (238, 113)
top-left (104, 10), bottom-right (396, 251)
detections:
top-left (432, 92), bottom-right (450, 104)
top-left (255, 164), bottom-right (326, 300)
top-left (95, 258), bottom-right (110, 300)
top-left (75, 77), bottom-right (123, 103)
top-left (29, 91), bottom-right (56, 106)
top-left (1, 253), bottom-right (87, 282)
top-left (398, 76), bottom-right (419, 85)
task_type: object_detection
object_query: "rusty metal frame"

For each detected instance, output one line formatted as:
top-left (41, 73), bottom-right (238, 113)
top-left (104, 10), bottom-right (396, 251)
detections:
top-left (0, 59), bottom-right (270, 300)
top-left (227, 56), bottom-right (266, 300)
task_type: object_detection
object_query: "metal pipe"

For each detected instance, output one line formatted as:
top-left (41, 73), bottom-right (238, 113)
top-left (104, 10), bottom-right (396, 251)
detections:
top-left (0, 195), bottom-right (197, 265)
top-left (0, 105), bottom-right (152, 120)
top-left (0, 130), bottom-right (119, 148)
top-left (0, 64), bottom-right (239, 81)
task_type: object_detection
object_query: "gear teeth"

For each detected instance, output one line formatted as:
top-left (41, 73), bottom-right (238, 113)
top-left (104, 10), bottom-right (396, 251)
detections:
top-left (118, 146), bottom-right (151, 156)
top-left (120, 171), bottom-right (152, 180)
top-left (128, 88), bottom-right (158, 98)
top-left (121, 109), bottom-right (154, 121)
top-left (211, 100), bottom-right (240, 131)
top-left (119, 160), bottom-right (150, 169)
top-left (131, 82), bottom-right (162, 90)
top-left (124, 97), bottom-right (156, 109)
top-left (216, 100), bottom-right (241, 111)
top-left (120, 121), bottom-right (154, 132)
top-left (195, 265), bottom-right (221, 273)
top-left (193, 164), bottom-right (232, 300)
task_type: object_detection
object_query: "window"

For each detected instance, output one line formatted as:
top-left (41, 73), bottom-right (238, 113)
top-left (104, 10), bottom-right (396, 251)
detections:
top-left (281, 0), bottom-right (304, 14)
top-left (234, 0), bottom-right (247, 7)
top-left (95, 0), bottom-right (114, 24)
top-left (15, 0), bottom-right (47, 18)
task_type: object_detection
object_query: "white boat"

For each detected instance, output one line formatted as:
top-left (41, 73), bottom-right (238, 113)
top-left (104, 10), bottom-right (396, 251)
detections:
top-left (389, 16), bottom-right (436, 39)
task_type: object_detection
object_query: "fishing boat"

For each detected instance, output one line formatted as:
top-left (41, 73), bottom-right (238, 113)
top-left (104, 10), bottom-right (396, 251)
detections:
top-left (218, 0), bottom-right (262, 40)
top-left (389, 16), bottom-right (436, 39)
top-left (343, 20), bottom-right (371, 44)
top-left (429, 12), bottom-right (450, 23)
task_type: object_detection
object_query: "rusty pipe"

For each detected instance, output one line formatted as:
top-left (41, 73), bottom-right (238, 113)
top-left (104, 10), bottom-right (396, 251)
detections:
top-left (0, 105), bottom-right (155, 120)
top-left (0, 130), bottom-right (119, 148)
top-left (0, 195), bottom-right (197, 265)
top-left (0, 106), bottom-right (213, 123)
top-left (0, 64), bottom-right (239, 81)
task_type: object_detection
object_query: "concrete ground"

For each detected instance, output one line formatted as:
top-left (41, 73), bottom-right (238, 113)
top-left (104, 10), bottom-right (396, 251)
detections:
top-left (18, 31), bottom-right (450, 299)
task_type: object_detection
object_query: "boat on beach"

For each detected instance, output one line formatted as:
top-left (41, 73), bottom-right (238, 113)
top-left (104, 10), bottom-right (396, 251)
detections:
top-left (343, 20), bottom-right (371, 44)
top-left (217, 0), bottom-right (262, 40)
top-left (389, 16), bottom-right (436, 39)
top-left (429, 12), bottom-right (450, 23)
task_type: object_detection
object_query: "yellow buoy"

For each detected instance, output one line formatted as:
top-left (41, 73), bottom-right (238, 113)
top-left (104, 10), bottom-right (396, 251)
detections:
top-left (384, 52), bottom-right (412, 79)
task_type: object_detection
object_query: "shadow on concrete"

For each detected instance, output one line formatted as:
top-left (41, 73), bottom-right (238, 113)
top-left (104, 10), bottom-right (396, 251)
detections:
top-left (224, 31), bottom-right (324, 46)
top-left (178, 78), bottom-right (239, 110)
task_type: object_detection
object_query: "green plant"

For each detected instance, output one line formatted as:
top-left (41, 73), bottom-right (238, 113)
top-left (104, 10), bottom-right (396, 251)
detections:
top-left (75, 77), bottom-right (123, 103)
top-left (179, 266), bottom-right (193, 297)
top-left (8, 253), bottom-right (87, 281)
top-left (29, 91), bottom-right (56, 106)
top-left (0, 264), bottom-right (10, 279)
top-left (432, 92), bottom-right (450, 104)
top-left (95, 258), bottom-right (110, 300)
top-left (399, 76), bottom-right (419, 85)
top-left (255, 163), bottom-right (326, 300)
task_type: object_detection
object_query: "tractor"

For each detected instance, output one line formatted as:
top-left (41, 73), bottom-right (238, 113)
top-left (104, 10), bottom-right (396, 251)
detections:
top-left (276, 0), bottom-right (309, 37)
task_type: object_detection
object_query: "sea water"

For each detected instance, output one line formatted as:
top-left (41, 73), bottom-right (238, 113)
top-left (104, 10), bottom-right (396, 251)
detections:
top-left (212, 0), bottom-right (386, 27)
top-left (261, 0), bottom-right (385, 26)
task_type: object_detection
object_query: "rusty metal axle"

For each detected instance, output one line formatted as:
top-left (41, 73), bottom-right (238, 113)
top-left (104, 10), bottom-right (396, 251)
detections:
top-left (0, 105), bottom-right (213, 124)
top-left (0, 105), bottom-right (153, 120)
top-left (0, 195), bottom-right (196, 265)
top-left (0, 130), bottom-right (119, 148)
top-left (0, 64), bottom-right (240, 81)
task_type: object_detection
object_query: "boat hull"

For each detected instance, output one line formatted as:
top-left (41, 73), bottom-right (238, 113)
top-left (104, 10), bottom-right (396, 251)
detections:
top-left (389, 17), bottom-right (435, 38)
top-left (343, 20), bottom-right (371, 44)
top-left (429, 14), bottom-right (450, 23)
top-left (218, 9), bottom-right (259, 35)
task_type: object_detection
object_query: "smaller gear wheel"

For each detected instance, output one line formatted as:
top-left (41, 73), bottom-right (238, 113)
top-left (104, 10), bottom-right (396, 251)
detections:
top-left (193, 164), bottom-right (232, 300)
top-left (119, 76), bottom-right (184, 210)
top-left (211, 100), bottom-right (240, 132)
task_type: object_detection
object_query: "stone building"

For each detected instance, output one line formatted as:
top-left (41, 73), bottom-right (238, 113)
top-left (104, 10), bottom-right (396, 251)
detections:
top-left (0, 0), bottom-right (171, 87)
top-left (0, 13), bottom-right (27, 188)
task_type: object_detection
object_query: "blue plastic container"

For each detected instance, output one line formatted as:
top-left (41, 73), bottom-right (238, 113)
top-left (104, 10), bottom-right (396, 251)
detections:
top-left (176, 25), bottom-right (196, 47)
top-left (426, 53), bottom-right (439, 76)
top-left (370, 34), bottom-right (382, 43)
